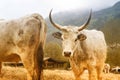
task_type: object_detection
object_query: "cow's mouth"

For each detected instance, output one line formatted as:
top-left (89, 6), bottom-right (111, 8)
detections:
top-left (64, 52), bottom-right (71, 57)
top-left (64, 54), bottom-right (70, 57)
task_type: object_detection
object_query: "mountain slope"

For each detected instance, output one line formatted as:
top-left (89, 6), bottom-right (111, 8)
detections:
top-left (92, 1), bottom-right (120, 29)
top-left (45, 1), bottom-right (120, 43)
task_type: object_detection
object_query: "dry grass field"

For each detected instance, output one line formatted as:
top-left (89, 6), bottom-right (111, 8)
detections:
top-left (0, 66), bottom-right (120, 80)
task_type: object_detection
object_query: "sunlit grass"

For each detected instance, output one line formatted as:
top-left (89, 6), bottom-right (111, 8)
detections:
top-left (0, 66), bottom-right (120, 80)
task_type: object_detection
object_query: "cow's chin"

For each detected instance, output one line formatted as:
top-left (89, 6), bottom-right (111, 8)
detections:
top-left (64, 54), bottom-right (70, 57)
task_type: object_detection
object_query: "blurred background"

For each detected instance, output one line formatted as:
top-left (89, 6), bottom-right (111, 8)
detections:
top-left (0, 0), bottom-right (120, 67)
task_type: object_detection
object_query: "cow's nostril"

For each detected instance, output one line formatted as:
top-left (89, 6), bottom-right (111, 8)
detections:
top-left (64, 52), bottom-right (71, 57)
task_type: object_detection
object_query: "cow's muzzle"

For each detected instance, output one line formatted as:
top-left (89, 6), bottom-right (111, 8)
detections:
top-left (64, 51), bottom-right (71, 57)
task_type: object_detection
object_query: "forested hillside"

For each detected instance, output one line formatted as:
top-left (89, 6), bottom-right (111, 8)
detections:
top-left (46, 1), bottom-right (120, 43)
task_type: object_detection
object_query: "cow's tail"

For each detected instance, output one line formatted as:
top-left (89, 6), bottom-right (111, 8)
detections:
top-left (33, 14), bottom-right (47, 80)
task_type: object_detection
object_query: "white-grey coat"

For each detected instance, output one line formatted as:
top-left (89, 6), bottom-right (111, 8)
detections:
top-left (49, 9), bottom-right (107, 80)
top-left (0, 13), bottom-right (47, 80)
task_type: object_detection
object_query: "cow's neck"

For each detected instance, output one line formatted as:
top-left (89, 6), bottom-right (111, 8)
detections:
top-left (69, 41), bottom-right (88, 71)
top-left (73, 41), bottom-right (88, 62)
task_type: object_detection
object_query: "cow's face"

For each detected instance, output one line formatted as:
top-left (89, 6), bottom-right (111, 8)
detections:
top-left (49, 9), bottom-right (92, 57)
top-left (52, 27), bottom-right (87, 57)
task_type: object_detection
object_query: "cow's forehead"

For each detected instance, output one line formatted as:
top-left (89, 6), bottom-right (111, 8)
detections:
top-left (62, 26), bottom-right (79, 39)
top-left (63, 26), bottom-right (79, 33)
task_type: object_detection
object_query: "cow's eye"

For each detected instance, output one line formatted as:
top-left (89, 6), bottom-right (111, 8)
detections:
top-left (61, 38), bottom-right (63, 40)
top-left (75, 38), bottom-right (77, 42)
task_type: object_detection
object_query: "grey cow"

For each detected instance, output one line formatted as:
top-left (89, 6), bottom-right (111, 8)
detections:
top-left (0, 13), bottom-right (47, 80)
top-left (49, 9), bottom-right (107, 80)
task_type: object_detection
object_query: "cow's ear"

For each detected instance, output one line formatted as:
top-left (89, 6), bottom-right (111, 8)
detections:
top-left (77, 34), bottom-right (87, 41)
top-left (52, 32), bottom-right (62, 40)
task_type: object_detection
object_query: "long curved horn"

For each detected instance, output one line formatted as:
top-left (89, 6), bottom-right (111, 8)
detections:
top-left (78, 9), bottom-right (92, 31)
top-left (49, 9), bottom-right (62, 30)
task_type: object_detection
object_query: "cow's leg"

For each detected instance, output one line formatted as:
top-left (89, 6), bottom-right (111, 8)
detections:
top-left (71, 66), bottom-right (84, 80)
top-left (104, 69), bottom-right (106, 73)
top-left (20, 52), bottom-right (34, 80)
top-left (74, 69), bottom-right (84, 80)
top-left (88, 66), bottom-right (97, 80)
top-left (107, 68), bottom-right (109, 73)
top-left (69, 59), bottom-right (84, 80)
top-left (20, 45), bottom-right (43, 80)
top-left (0, 62), bottom-right (3, 77)
top-left (96, 65), bottom-right (104, 80)
top-left (0, 62), bottom-right (2, 74)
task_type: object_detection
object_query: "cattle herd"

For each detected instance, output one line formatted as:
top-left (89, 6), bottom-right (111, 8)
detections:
top-left (103, 63), bottom-right (120, 74)
top-left (0, 10), bottom-right (119, 80)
